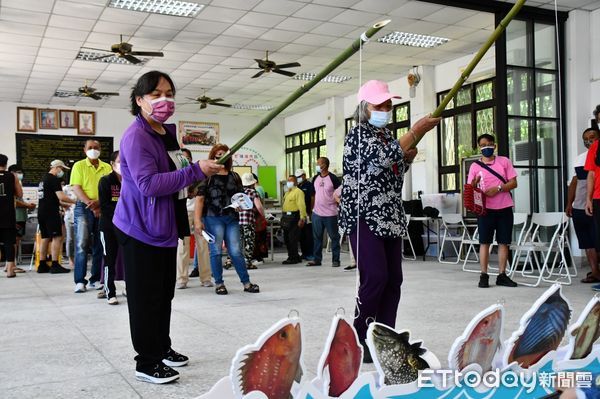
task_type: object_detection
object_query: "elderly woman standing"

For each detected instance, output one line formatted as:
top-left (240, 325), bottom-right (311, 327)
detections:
top-left (340, 80), bottom-right (440, 362)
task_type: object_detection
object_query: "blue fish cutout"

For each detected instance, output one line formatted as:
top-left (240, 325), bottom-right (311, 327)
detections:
top-left (509, 289), bottom-right (571, 368)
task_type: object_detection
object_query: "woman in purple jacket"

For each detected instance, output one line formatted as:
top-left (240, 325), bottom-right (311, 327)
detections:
top-left (113, 71), bottom-right (222, 384)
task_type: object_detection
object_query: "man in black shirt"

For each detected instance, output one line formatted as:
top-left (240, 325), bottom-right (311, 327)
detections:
top-left (37, 160), bottom-right (76, 273)
top-left (295, 169), bottom-right (315, 261)
top-left (0, 154), bottom-right (22, 277)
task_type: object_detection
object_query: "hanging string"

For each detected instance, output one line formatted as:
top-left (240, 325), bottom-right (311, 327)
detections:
top-left (353, 36), bottom-right (363, 322)
top-left (553, 0), bottom-right (565, 209)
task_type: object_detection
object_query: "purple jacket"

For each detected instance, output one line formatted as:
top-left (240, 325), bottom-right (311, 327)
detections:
top-left (113, 115), bottom-right (206, 247)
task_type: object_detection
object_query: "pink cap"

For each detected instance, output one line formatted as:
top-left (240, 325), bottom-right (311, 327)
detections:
top-left (357, 80), bottom-right (401, 105)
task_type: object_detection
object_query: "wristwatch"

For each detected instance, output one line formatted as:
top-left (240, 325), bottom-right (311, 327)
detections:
top-left (497, 185), bottom-right (503, 192)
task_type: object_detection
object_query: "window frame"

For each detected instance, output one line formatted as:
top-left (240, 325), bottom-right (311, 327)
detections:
top-left (285, 125), bottom-right (327, 176)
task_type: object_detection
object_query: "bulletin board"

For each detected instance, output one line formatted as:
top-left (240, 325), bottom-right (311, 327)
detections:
top-left (257, 166), bottom-right (277, 200)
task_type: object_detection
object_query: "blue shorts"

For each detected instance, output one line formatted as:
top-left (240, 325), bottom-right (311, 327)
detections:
top-left (573, 208), bottom-right (596, 249)
top-left (478, 207), bottom-right (514, 245)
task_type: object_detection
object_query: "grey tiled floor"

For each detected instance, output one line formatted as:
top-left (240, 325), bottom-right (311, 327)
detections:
top-left (1, 252), bottom-right (595, 398)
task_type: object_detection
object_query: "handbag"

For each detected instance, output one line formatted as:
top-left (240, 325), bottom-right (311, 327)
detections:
top-left (463, 183), bottom-right (486, 216)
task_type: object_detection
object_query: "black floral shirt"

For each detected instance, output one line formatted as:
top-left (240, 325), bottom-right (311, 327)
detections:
top-left (339, 122), bottom-right (408, 238)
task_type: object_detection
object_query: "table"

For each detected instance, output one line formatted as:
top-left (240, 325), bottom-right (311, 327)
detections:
top-left (410, 216), bottom-right (442, 260)
top-left (266, 209), bottom-right (282, 261)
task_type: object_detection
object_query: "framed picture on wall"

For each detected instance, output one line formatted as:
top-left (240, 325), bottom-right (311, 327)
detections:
top-left (60, 110), bottom-right (76, 128)
top-left (17, 107), bottom-right (37, 132)
top-left (77, 111), bottom-right (95, 135)
top-left (178, 121), bottom-right (219, 152)
top-left (38, 109), bottom-right (58, 129)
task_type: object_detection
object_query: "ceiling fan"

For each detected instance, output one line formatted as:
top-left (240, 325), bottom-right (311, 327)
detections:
top-left (81, 34), bottom-right (164, 65)
top-left (55, 82), bottom-right (119, 100)
top-left (230, 50), bottom-right (301, 78)
top-left (181, 91), bottom-right (232, 109)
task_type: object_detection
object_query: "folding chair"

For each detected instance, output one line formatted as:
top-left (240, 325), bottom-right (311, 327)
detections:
top-left (508, 212), bottom-right (566, 287)
top-left (545, 214), bottom-right (576, 281)
top-left (438, 213), bottom-right (471, 264)
top-left (461, 227), bottom-right (481, 273)
top-left (402, 214), bottom-right (416, 260)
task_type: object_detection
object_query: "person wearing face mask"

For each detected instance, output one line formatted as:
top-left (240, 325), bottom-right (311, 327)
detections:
top-left (0, 154), bottom-right (22, 278)
top-left (70, 139), bottom-right (112, 292)
top-left (97, 151), bottom-right (122, 304)
top-left (339, 80), bottom-right (440, 362)
top-left (8, 164), bottom-right (35, 273)
top-left (566, 128), bottom-right (600, 284)
top-left (37, 160), bottom-right (76, 274)
top-left (468, 133), bottom-right (518, 288)
top-left (194, 143), bottom-right (260, 295)
top-left (294, 169), bottom-right (315, 261)
top-left (281, 175), bottom-right (307, 264)
top-left (114, 71), bottom-right (222, 384)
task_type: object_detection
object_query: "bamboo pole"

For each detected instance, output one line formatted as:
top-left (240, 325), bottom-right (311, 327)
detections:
top-left (218, 19), bottom-right (391, 164)
top-left (410, 0), bottom-right (527, 149)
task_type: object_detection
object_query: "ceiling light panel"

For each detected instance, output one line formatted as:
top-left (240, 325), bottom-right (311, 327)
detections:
top-left (107, 0), bottom-right (205, 17)
top-left (293, 73), bottom-right (352, 84)
top-left (76, 50), bottom-right (148, 65)
top-left (377, 31), bottom-right (450, 48)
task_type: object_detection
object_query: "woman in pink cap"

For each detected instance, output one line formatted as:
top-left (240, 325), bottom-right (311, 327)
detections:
top-left (339, 80), bottom-right (440, 363)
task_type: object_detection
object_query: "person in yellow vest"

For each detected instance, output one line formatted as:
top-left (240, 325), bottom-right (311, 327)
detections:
top-left (70, 139), bottom-right (112, 293)
top-left (281, 175), bottom-right (307, 264)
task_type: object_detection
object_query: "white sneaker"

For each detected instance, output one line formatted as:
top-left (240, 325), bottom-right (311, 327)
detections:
top-left (251, 259), bottom-right (264, 266)
top-left (89, 282), bottom-right (103, 290)
top-left (176, 282), bottom-right (187, 289)
top-left (74, 283), bottom-right (86, 293)
top-left (107, 297), bottom-right (118, 305)
top-left (201, 281), bottom-right (214, 287)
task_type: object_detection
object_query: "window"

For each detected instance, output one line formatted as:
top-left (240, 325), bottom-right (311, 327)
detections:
top-left (344, 101), bottom-right (411, 138)
top-left (285, 126), bottom-right (326, 176)
top-left (437, 79), bottom-right (496, 192)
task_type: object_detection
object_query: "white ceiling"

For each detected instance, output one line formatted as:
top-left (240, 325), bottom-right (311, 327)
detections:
top-left (0, 0), bottom-right (598, 117)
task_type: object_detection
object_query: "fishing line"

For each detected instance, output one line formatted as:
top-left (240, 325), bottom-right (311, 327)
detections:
top-left (553, 0), bottom-right (565, 212)
top-left (353, 35), bottom-right (363, 322)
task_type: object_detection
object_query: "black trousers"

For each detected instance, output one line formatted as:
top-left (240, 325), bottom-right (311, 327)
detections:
top-left (299, 222), bottom-right (313, 259)
top-left (593, 199), bottom-right (600, 251)
top-left (116, 228), bottom-right (176, 369)
top-left (0, 227), bottom-right (16, 262)
top-left (281, 213), bottom-right (300, 260)
top-left (100, 224), bottom-right (119, 298)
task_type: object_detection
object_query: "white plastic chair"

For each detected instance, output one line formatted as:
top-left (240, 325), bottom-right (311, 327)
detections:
top-left (402, 214), bottom-right (416, 260)
top-left (438, 213), bottom-right (471, 264)
top-left (508, 212), bottom-right (568, 287)
top-left (545, 214), bottom-right (577, 280)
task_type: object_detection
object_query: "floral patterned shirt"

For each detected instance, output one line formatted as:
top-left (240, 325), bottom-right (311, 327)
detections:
top-left (339, 122), bottom-right (409, 238)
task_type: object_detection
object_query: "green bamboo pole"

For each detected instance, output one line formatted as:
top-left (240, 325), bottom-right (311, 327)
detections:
top-left (218, 19), bottom-right (391, 164)
top-left (410, 0), bottom-right (526, 149)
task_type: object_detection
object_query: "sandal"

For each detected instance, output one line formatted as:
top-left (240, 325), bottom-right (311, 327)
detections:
top-left (244, 283), bottom-right (260, 293)
top-left (215, 285), bottom-right (228, 295)
top-left (581, 274), bottom-right (600, 283)
top-left (246, 264), bottom-right (257, 270)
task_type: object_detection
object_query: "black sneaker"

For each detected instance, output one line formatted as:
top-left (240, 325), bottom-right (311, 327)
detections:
top-left (478, 273), bottom-right (490, 288)
top-left (344, 265), bottom-right (357, 272)
top-left (188, 268), bottom-right (199, 278)
top-left (50, 262), bottom-right (70, 274)
top-left (162, 348), bottom-right (189, 367)
top-left (282, 258), bottom-right (301, 265)
top-left (496, 273), bottom-right (518, 287)
top-left (359, 340), bottom-right (373, 363)
top-left (37, 262), bottom-right (50, 273)
top-left (332, 261), bottom-right (341, 268)
top-left (135, 363), bottom-right (179, 384)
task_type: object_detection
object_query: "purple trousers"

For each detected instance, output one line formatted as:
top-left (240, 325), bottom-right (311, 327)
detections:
top-left (350, 219), bottom-right (404, 340)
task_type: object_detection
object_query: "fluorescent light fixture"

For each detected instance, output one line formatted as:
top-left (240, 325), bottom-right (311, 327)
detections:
top-left (76, 50), bottom-right (147, 65)
top-left (293, 73), bottom-right (352, 84)
top-left (54, 90), bottom-right (113, 99)
top-left (231, 104), bottom-right (273, 111)
top-left (108, 0), bottom-right (205, 17)
top-left (377, 31), bottom-right (449, 48)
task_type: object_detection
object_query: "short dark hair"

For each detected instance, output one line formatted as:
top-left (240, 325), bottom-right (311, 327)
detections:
top-left (594, 105), bottom-right (600, 119)
top-left (477, 133), bottom-right (496, 145)
top-left (110, 150), bottom-right (120, 164)
top-left (8, 164), bottom-right (21, 173)
top-left (318, 157), bottom-right (330, 168)
top-left (208, 143), bottom-right (232, 170)
top-left (181, 148), bottom-right (192, 160)
top-left (583, 128), bottom-right (599, 138)
top-left (84, 139), bottom-right (100, 149)
top-left (130, 70), bottom-right (176, 116)
top-left (0, 154), bottom-right (7, 167)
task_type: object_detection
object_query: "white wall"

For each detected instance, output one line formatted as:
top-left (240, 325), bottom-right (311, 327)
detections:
top-left (0, 101), bottom-right (286, 196)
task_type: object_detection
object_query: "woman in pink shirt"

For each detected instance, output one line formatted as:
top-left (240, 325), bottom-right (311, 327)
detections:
top-left (467, 133), bottom-right (518, 288)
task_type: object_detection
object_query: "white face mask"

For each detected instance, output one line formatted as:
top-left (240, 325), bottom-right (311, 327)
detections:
top-left (57, 170), bottom-right (64, 178)
top-left (297, 177), bottom-right (303, 184)
top-left (16, 173), bottom-right (23, 181)
top-left (286, 181), bottom-right (294, 189)
top-left (114, 163), bottom-right (121, 175)
top-left (86, 149), bottom-right (100, 160)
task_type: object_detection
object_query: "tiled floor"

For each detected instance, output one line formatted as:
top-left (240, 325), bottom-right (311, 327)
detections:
top-left (1, 252), bottom-right (595, 398)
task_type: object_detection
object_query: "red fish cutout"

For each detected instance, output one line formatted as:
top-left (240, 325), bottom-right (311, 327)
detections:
top-left (235, 321), bottom-right (303, 399)
top-left (318, 316), bottom-right (363, 397)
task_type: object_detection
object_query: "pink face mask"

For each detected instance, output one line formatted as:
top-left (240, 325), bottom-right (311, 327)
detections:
top-left (145, 96), bottom-right (175, 123)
